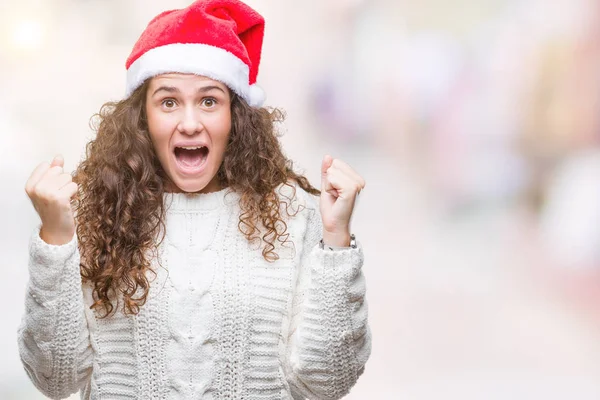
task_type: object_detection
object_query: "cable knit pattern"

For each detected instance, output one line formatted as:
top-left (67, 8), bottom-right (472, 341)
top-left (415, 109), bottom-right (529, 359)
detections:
top-left (162, 190), bottom-right (223, 399)
top-left (18, 184), bottom-right (371, 400)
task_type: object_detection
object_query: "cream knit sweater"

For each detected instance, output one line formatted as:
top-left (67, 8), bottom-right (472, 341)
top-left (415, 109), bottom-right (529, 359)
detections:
top-left (18, 185), bottom-right (371, 400)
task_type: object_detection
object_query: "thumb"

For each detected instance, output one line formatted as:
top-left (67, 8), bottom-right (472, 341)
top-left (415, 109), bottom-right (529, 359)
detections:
top-left (321, 154), bottom-right (334, 192)
top-left (321, 154), bottom-right (333, 179)
top-left (50, 154), bottom-right (64, 168)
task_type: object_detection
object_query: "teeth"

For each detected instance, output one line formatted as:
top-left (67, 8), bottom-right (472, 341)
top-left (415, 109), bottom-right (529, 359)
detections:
top-left (178, 146), bottom-right (206, 150)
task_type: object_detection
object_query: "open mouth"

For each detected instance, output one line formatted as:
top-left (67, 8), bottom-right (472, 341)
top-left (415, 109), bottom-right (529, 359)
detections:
top-left (174, 146), bottom-right (209, 171)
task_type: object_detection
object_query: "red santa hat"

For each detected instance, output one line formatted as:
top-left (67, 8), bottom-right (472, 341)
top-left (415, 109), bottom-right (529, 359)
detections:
top-left (125, 0), bottom-right (265, 107)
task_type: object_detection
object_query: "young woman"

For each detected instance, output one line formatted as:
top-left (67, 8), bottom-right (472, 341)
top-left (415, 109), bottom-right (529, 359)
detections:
top-left (18, 1), bottom-right (371, 399)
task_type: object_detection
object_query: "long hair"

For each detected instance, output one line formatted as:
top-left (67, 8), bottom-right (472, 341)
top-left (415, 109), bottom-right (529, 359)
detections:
top-left (73, 81), bottom-right (319, 318)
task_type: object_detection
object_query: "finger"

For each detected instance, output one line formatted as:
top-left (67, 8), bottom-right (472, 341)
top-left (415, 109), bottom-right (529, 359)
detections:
top-left (330, 159), bottom-right (366, 189)
top-left (25, 162), bottom-right (51, 195)
top-left (321, 154), bottom-right (334, 178)
top-left (50, 155), bottom-right (64, 168)
top-left (59, 181), bottom-right (78, 199)
top-left (321, 154), bottom-right (335, 193)
top-left (49, 173), bottom-right (73, 191)
top-left (34, 172), bottom-right (72, 197)
top-left (326, 168), bottom-right (359, 198)
top-left (44, 165), bottom-right (64, 178)
top-left (33, 166), bottom-right (65, 191)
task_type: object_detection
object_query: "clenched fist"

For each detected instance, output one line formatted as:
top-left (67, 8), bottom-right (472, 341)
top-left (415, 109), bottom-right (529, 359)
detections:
top-left (25, 155), bottom-right (78, 245)
top-left (320, 155), bottom-right (365, 247)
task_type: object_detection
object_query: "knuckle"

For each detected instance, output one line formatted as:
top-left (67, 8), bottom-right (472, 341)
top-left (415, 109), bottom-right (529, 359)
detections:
top-left (26, 186), bottom-right (39, 199)
top-left (30, 185), bottom-right (42, 198)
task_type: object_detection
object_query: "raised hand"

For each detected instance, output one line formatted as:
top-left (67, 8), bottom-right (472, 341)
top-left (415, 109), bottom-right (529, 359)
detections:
top-left (25, 155), bottom-right (78, 245)
top-left (319, 155), bottom-right (365, 247)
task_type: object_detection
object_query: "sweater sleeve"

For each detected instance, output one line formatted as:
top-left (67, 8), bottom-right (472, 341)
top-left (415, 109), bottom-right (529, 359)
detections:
top-left (17, 228), bottom-right (94, 400)
top-left (284, 196), bottom-right (372, 400)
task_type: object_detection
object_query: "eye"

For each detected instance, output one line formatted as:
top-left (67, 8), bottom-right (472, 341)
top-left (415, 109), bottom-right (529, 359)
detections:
top-left (201, 97), bottom-right (217, 108)
top-left (161, 99), bottom-right (177, 109)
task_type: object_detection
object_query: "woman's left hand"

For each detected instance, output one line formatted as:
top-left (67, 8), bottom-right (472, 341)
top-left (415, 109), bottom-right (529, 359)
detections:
top-left (319, 155), bottom-right (365, 247)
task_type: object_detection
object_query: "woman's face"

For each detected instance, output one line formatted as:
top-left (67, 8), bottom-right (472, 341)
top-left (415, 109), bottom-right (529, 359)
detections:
top-left (145, 73), bottom-right (232, 193)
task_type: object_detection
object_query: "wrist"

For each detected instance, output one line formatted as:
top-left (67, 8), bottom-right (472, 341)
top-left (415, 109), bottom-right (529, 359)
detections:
top-left (320, 233), bottom-right (357, 250)
top-left (322, 230), bottom-right (351, 248)
top-left (40, 226), bottom-right (74, 246)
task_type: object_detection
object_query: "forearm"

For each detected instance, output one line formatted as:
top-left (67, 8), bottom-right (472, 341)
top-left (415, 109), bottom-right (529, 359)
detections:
top-left (18, 228), bottom-right (92, 399)
top-left (287, 244), bottom-right (371, 400)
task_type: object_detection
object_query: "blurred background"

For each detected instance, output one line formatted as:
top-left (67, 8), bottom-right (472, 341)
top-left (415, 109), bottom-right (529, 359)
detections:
top-left (2, 0), bottom-right (600, 398)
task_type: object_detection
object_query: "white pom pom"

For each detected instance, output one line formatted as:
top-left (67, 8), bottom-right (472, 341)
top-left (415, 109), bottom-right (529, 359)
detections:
top-left (247, 84), bottom-right (266, 107)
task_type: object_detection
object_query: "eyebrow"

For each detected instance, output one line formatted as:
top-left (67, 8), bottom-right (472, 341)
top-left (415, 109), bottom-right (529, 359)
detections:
top-left (151, 85), bottom-right (227, 97)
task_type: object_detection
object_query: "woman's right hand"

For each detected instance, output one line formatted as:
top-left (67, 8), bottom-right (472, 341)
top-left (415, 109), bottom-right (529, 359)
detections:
top-left (25, 155), bottom-right (78, 245)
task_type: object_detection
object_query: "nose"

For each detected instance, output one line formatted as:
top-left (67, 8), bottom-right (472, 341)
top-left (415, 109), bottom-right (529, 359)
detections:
top-left (176, 106), bottom-right (204, 135)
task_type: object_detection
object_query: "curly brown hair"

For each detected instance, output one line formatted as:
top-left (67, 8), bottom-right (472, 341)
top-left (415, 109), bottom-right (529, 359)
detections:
top-left (73, 80), bottom-right (319, 317)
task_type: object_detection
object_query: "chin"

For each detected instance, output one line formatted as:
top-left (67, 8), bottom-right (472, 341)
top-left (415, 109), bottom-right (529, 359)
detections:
top-left (175, 181), bottom-right (209, 193)
top-left (165, 174), bottom-right (209, 193)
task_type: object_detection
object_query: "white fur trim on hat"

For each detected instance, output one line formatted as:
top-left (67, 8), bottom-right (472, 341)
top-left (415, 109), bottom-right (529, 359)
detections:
top-left (125, 43), bottom-right (265, 107)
